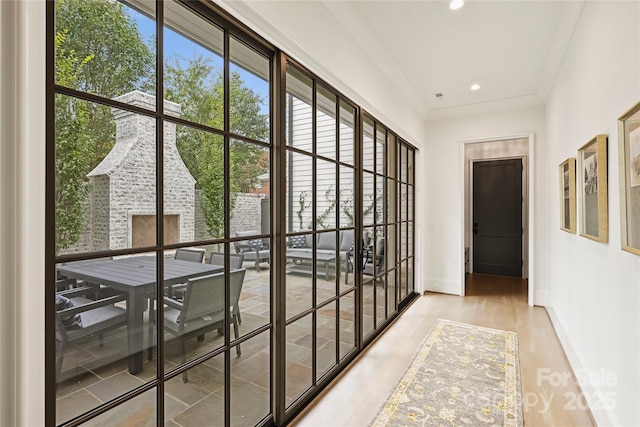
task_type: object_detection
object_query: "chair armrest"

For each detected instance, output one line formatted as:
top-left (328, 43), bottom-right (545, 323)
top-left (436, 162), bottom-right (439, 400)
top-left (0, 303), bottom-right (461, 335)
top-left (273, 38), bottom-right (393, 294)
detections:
top-left (57, 294), bottom-right (127, 317)
top-left (57, 286), bottom-right (99, 298)
top-left (163, 296), bottom-right (183, 311)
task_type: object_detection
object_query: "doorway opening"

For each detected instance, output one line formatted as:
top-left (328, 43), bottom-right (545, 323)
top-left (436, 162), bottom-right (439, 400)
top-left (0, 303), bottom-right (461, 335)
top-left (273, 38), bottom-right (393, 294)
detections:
top-left (462, 135), bottom-right (534, 305)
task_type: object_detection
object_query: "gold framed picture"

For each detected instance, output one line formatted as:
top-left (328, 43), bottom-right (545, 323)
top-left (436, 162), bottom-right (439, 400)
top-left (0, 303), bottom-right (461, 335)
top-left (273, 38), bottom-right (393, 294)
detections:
top-left (560, 158), bottom-right (576, 233)
top-left (618, 101), bottom-right (640, 255)
top-left (578, 134), bottom-right (608, 242)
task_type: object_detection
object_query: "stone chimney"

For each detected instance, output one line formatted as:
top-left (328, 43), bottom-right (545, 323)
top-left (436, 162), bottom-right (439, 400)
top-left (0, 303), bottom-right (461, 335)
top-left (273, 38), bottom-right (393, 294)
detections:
top-left (88, 91), bottom-right (196, 249)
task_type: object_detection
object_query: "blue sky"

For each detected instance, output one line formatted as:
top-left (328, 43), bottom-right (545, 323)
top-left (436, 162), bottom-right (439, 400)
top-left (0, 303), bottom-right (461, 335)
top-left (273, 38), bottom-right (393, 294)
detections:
top-left (126, 5), bottom-right (269, 114)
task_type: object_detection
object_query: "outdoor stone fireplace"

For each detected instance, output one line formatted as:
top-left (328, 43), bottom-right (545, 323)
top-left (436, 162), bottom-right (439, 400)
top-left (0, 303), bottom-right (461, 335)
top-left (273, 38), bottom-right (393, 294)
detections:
top-left (87, 91), bottom-right (195, 250)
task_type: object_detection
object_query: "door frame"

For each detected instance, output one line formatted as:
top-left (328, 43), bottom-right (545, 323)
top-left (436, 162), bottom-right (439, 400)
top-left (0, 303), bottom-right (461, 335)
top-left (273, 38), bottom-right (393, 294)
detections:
top-left (460, 133), bottom-right (535, 306)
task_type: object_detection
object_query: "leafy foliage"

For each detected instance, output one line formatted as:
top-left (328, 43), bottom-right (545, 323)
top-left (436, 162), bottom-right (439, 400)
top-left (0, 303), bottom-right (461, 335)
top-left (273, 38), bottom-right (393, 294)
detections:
top-left (55, 0), bottom-right (154, 171)
top-left (54, 30), bottom-right (94, 254)
top-left (165, 55), bottom-right (269, 237)
top-left (55, 0), bottom-right (153, 253)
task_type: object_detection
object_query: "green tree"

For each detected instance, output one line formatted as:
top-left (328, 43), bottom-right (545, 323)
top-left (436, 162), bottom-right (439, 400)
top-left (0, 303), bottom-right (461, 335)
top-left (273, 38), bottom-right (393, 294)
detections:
top-left (165, 55), bottom-right (269, 237)
top-left (55, 0), bottom-right (154, 171)
top-left (54, 30), bottom-right (94, 254)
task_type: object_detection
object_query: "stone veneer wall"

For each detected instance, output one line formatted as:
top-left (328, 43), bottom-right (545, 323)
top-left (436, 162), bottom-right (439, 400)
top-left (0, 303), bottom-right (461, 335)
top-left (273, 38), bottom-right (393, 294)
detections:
top-left (195, 191), bottom-right (265, 248)
top-left (86, 90), bottom-right (195, 250)
top-left (60, 91), bottom-right (270, 254)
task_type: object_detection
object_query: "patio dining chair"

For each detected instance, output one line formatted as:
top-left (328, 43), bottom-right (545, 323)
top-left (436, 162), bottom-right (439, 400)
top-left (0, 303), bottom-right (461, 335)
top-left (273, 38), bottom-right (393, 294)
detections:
top-left (208, 253), bottom-right (245, 323)
top-left (174, 248), bottom-right (205, 263)
top-left (55, 285), bottom-right (128, 385)
top-left (208, 252), bottom-right (244, 269)
top-left (163, 269), bottom-right (246, 382)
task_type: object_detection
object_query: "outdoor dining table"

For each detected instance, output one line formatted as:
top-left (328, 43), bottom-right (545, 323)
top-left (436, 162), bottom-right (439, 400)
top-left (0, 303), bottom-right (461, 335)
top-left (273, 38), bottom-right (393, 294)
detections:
top-left (57, 255), bottom-right (223, 375)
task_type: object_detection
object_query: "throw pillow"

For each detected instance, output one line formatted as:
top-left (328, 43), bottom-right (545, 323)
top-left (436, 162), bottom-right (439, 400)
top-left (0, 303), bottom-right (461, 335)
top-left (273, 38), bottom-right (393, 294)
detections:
top-left (55, 295), bottom-right (82, 328)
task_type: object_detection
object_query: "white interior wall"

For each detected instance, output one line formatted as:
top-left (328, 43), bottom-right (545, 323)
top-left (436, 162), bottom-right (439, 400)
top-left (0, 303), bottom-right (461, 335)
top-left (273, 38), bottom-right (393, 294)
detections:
top-left (545, 2), bottom-right (640, 426)
top-left (422, 106), bottom-right (547, 302)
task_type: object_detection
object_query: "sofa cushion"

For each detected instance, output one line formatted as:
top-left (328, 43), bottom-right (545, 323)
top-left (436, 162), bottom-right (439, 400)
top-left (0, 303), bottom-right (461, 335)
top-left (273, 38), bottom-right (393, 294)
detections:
top-left (317, 232), bottom-right (336, 250)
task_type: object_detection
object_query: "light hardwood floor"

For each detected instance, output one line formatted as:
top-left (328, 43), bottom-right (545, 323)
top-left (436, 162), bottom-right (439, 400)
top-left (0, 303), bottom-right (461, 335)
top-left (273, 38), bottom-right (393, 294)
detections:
top-left (291, 274), bottom-right (596, 427)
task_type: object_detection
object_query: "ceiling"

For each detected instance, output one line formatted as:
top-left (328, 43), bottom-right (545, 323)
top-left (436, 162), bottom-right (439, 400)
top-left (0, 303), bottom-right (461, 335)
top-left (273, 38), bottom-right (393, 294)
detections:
top-left (216, 0), bottom-right (584, 122)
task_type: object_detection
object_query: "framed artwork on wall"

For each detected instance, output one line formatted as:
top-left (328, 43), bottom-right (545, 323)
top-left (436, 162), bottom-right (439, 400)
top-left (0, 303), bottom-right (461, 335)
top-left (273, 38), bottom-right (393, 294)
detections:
top-left (578, 134), bottom-right (608, 242)
top-left (559, 158), bottom-right (576, 233)
top-left (618, 101), bottom-right (640, 255)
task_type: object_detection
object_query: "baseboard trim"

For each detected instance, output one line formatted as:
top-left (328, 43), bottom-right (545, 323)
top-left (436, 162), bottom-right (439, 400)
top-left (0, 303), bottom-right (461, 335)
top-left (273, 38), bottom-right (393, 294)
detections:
top-left (545, 305), bottom-right (618, 427)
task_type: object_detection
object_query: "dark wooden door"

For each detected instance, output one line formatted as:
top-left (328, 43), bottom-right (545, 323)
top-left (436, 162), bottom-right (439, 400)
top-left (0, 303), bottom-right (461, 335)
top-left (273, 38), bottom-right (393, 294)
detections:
top-left (473, 159), bottom-right (523, 277)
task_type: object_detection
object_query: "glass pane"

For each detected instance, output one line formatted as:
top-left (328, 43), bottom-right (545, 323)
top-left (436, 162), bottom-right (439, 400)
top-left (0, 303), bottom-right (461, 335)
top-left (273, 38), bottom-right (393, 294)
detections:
top-left (174, 125), bottom-right (224, 241)
top-left (286, 314), bottom-right (313, 407)
top-left (387, 134), bottom-right (397, 179)
top-left (164, 0), bottom-right (224, 128)
top-left (400, 183), bottom-right (408, 223)
top-left (285, 272), bottom-right (312, 319)
top-left (55, 0), bottom-right (156, 104)
top-left (230, 139), bottom-right (271, 238)
top-left (386, 224), bottom-right (395, 273)
top-left (376, 175), bottom-right (385, 225)
top-left (408, 257), bottom-right (415, 294)
top-left (376, 125), bottom-right (386, 175)
top-left (237, 252), bottom-right (271, 332)
top-left (408, 222), bottom-right (414, 258)
top-left (339, 101), bottom-right (356, 166)
top-left (363, 117), bottom-right (374, 172)
top-left (316, 160), bottom-right (337, 229)
top-left (363, 172), bottom-right (375, 227)
top-left (55, 94), bottom-right (156, 254)
top-left (287, 152), bottom-right (313, 233)
top-left (230, 331), bottom-right (270, 426)
top-left (362, 281), bottom-right (374, 338)
top-left (317, 301), bottom-right (337, 379)
top-left (339, 291), bottom-right (356, 360)
top-left (338, 229), bottom-right (355, 291)
top-left (387, 178), bottom-right (396, 225)
top-left (376, 273), bottom-right (386, 326)
top-left (339, 166), bottom-right (355, 228)
top-left (400, 144), bottom-right (408, 183)
top-left (408, 147), bottom-right (415, 185)
top-left (316, 231), bottom-right (338, 303)
top-left (399, 260), bottom-right (407, 300)
top-left (230, 37), bottom-right (270, 142)
top-left (408, 185), bottom-right (414, 222)
top-left (165, 353), bottom-right (224, 425)
top-left (286, 66), bottom-right (313, 151)
top-left (402, 221), bottom-right (408, 262)
top-left (316, 85), bottom-right (337, 160)
top-left (286, 233), bottom-right (313, 319)
top-left (388, 265), bottom-right (397, 316)
top-left (81, 388), bottom-right (156, 426)
top-left (55, 255), bottom-right (156, 424)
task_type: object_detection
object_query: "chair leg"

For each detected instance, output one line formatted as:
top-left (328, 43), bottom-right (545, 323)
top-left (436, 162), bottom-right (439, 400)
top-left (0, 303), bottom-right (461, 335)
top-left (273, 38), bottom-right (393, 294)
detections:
top-left (234, 302), bottom-right (242, 324)
top-left (233, 317), bottom-right (241, 357)
top-left (147, 297), bottom-right (154, 361)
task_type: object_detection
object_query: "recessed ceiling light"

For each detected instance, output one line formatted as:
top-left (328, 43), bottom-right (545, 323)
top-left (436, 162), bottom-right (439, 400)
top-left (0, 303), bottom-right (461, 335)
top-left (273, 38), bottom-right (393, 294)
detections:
top-left (470, 84), bottom-right (481, 91)
top-left (450, 0), bottom-right (464, 10)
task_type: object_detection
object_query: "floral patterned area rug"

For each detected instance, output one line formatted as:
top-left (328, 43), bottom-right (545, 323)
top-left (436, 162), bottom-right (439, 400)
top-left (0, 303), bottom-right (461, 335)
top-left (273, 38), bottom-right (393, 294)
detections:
top-left (370, 319), bottom-right (522, 427)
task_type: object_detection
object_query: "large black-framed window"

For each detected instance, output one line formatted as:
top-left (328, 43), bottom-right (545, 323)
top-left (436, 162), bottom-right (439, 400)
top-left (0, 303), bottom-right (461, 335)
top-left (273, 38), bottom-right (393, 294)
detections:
top-left (46, 1), bottom-right (417, 425)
